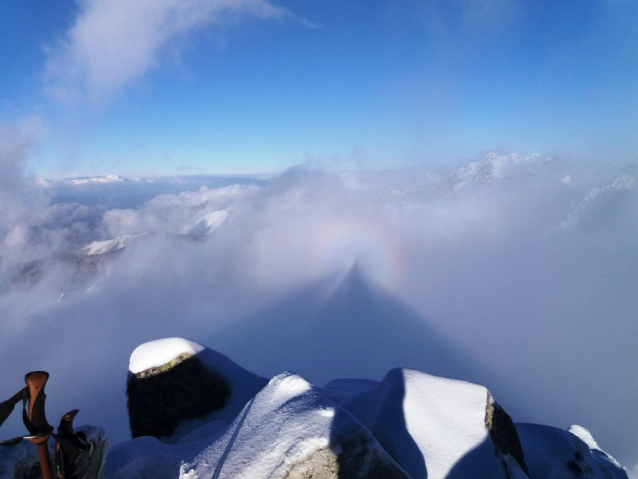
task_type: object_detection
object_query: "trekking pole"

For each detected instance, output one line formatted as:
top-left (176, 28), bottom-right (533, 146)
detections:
top-left (24, 372), bottom-right (54, 479)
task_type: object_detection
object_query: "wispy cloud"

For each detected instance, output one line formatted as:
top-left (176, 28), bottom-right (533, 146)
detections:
top-left (0, 117), bottom-right (47, 249)
top-left (421, 0), bottom-right (522, 39)
top-left (44, 0), bottom-right (314, 105)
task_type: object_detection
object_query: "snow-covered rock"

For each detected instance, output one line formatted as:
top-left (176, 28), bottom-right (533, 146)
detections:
top-left (516, 423), bottom-right (628, 479)
top-left (126, 338), bottom-right (267, 442)
top-left (111, 371), bottom-right (408, 479)
top-left (321, 369), bottom-right (529, 479)
top-left (129, 338), bottom-right (205, 375)
top-left (180, 372), bottom-right (408, 479)
top-left (108, 338), bottom-right (629, 479)
top-left (113, 338), bottom-right (526, 478)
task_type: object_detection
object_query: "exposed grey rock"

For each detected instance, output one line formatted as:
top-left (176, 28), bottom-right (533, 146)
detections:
top-left (285, 434), bottom-right (409, 479)
top-left (486, 391), bottom-right (529, 476)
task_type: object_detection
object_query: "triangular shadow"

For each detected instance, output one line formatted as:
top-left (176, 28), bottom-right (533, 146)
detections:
top-left (208, 264), bottom-right (487, 387)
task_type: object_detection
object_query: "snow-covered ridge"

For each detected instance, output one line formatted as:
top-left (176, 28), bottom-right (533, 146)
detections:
top-left (77, 233), bottom-right (146, 256)
top-left (105, 338), bottom-right (629, 479)
top-left (452, 152), bottom-right (548, 191)
top-left (68, 174), bottom-right (126, 185)
top-left (555, 174), bottom-right (635, 232)
top-left (181, 209), bottom-right (229, 236)
top-left (129, 338), bottom-right (205, 375)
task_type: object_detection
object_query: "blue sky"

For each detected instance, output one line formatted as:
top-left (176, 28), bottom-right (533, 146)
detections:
top-left (1, 0), bottom-right (637, 177)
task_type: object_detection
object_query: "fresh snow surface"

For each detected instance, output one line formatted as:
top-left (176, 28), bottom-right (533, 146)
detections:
top-left (129, 337), bottom-right (205, 374)
top-left (108, 338), bottom-right (629, 479)
top-left (107, 371), bottom-right (395, 479)
top-left (178, 372), bottom-right (377, 479)
top-left (568, 425), bottom-right (602, 450)
top-left (322, 368), bottom-right (512, 479)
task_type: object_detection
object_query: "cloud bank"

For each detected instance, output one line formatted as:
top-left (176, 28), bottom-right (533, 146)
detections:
top-left (0, 153), bottom-right (636, 470)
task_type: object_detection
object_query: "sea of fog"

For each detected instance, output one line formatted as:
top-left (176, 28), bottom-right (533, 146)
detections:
top-left (0, 150), bottom-right (636, 469)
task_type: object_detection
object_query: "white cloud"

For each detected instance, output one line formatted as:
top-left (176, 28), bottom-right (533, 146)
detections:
top-left (102, 184), bottom-right (254, 236)
top-left (44, 0), bottom-right (313, 104)
top-left (0, 118), bottom-right (47, 249)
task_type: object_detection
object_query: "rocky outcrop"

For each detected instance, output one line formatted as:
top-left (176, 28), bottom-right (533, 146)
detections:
top-left (486, 392), bottom-right (529, 476)
top-left (127, 353), bottom-right (230, 439)
top-left (112, 338), bottom-right (629, 479)
top-left (177, 372), bottom-right (410, 479)
top-left (285, 435), bottom-right (408, 479)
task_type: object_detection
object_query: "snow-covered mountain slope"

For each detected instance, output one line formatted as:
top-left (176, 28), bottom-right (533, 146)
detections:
top-left (76, 233), bottom-right (147, 257)
top-left (554, 175), bottom-right (635, 232)
top-left (181, 209), bottom-right (229, 236)
top-left (67, 174), bottom-right (127, 185)
top-left (105, 337), bottom-right (628, 479)
top-left (450, 152), bottom-right (549, 191)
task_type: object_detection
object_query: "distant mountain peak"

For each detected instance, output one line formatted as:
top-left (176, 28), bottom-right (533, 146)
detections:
top-left (452, 152), bottom-right (548, 191)
top-left (67, 174), bottom-right (127, 185)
